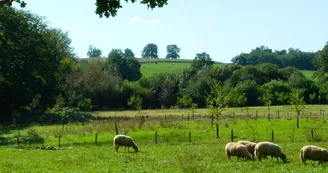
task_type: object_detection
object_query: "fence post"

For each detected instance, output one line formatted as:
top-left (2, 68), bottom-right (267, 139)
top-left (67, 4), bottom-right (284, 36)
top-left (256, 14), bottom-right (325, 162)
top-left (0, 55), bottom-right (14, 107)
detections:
top-left (189, 131), bottom-right (191, 143)
top-left (95, 133), bottom-right (98, 145)
top-left (271, 130), bottom-right (274, 142)
top-left (311, 129), bottom-right (314, 140)
top-left (155, 131), bottom-right (158, 144)
top-left (255, 110), bottom-right (258, 120)
top-left (231, 130), bottom-right (234, 142)
top-left (58, 134), bottom-right (61, 148)
top-left (216, 124), bottom-right (219, 138)
top-left (277, 110), bottom-right (280, 118)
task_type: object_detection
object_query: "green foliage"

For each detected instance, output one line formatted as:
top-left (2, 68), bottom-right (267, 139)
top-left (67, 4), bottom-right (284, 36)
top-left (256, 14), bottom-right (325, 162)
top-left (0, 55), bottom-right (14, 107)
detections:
top-left (309, 92), bottom-right (317, 104)
top-left (176, 95), bottom-right (193, 108)
top-left (87, 45), bottom-right (102, 58)
top-left (232, 45), bottom-right (317, 70)
top-left (206, 82), bottom-right (228, 119)
top-left (0, 0), bottom-right (26, 7)
top-left (289, 89), bottom-right (306, 115)
top-left (95, 0), bottom-right (168, 18)
top-left (315, 42), bottom-right (328, 78)
top-left (165, 44), bottom-right (181, 59)
top-left (123, 48), bottom-right (135, 58)
top-left (127, 94), bottom-right (143, 111)
top-left (78, 98), bottom-right (93, 111)
top-left (105, 49), bottom-right (141, 81)
top-left (0, 7), bottom-right (74, 122)
top-left (141, 43), bottom-right (158, 58)
top-left (191, 52), bottom-right (214, 71)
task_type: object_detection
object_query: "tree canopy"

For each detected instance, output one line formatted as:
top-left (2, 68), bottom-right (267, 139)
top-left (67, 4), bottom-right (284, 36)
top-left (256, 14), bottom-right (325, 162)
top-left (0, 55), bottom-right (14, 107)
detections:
top-left (0, 0), bottom-right (169, 18)
top-left (141, 43), bottom-right (158, 58)
top-left (87, 45), bottom-right (102, 58)
top-left (165, 44), bottom-right (180, 59)
top-left (0, 6), bottom-right (74, 122)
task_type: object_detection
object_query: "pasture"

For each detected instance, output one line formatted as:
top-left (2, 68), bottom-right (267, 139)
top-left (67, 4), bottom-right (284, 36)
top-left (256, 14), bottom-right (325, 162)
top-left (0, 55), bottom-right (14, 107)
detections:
top-left (1, 105), bottom-right (328, 172)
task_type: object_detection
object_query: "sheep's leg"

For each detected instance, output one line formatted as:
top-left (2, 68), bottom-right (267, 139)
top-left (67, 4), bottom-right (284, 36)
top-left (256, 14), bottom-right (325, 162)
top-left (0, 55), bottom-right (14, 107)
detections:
top-left (115, 146), bottom-right (119, 152)
top-left (128, 147), bottom-right (130, 152)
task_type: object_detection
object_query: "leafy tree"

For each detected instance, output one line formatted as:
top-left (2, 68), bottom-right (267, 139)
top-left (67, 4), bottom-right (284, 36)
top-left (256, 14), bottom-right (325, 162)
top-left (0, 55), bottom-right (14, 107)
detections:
top-left (289, 89), bottom-right (306, 128)
top-left (141, 43), bottom-right (158, 58)
top-left (191, 52), bottom-right (214, 71)
top-left (0, 7), bottom-right (74, 122)
top-left (124, 48), bottom-right (135, 58)
top-left (309, 93), bottom-right (316, 104)
top-left (259, 89), bottom-right (273, 117)
top-left (105, 49), bottom-right (141, 81)
top-left (78, 98), bottom-right (93, 112)
top-left (206, 81), bottom-right (228, 127)
top-left (315, 42), bottom-right (328, 78)
top-left (87, 45), bottom-right (102, 58)
top-left (128, 94), bottom-right (143, 112)
top-left (0, 0), bottom-right (169, 18)
top-left (165, 44), bottom-right (180, 59)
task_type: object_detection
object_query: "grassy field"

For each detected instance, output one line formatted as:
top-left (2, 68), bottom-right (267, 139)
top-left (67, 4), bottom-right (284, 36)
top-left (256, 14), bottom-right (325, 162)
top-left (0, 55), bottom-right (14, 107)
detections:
top-left (1, 105), bottom-right (328, 172)
top-left (139, 59), bottom-right (223, 78)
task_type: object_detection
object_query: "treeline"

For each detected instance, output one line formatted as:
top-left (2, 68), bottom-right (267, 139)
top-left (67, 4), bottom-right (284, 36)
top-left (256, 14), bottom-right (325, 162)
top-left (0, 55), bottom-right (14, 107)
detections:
top-left (231, 46), bottom-right (318, 70)
top-left (2, 7), bottom-right (328, 124)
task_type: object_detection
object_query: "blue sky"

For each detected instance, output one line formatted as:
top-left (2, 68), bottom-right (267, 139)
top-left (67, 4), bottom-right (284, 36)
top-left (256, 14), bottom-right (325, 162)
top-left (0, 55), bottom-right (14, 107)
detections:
top-left (15, 0), bottom-right (328, 63)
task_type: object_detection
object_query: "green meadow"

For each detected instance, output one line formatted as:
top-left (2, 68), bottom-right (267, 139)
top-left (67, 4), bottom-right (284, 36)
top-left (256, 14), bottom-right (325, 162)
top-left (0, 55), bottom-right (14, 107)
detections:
top-left (2, 105), bottom-right (328, 172)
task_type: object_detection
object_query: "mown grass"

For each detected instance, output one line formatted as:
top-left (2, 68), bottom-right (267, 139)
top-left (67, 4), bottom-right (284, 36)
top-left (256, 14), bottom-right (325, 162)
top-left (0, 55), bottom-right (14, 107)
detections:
top-left (1, 105), bottom-right (328, 172)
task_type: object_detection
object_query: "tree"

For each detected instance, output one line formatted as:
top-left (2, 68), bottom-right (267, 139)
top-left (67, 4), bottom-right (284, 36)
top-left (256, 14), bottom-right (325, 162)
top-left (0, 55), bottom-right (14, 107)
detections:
top-left (315, 42), bottom-right (328, 78)
top-left (191, 52), bottom-right (214, 71)
top-left (165, 44), bottom-right (180, 59)
top-left (206, 81), bottom-right (228, 127)
top-left (124, 48), bottom-right (135, 58)
top-left (0, 7), bottom-right (74, 122)
top-left (141, 43), bottom-right (158, 58)
top-left (87, 45), bottom-right (102, 58)
top-left (105, 49), bottom-right (141, 81)
top-left (289, 89), bottom-right (305, 128)
top-left (0, 0), bottom-right (168, 18)
top-left (128, 94), bottom-right (143, 113)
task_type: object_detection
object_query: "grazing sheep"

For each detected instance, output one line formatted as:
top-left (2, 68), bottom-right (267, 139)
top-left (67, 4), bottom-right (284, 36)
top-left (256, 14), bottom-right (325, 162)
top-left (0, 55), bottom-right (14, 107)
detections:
top-left (236, 140), bottom-right (257, 156)
top-left (300, 145), bottom-right (328, 164)
top-left (225, 142), bottom-right (254, 161)
top-left (113, 134), bottom-right (139, 152)
top-left (254, 141), bottom-right (286, 163)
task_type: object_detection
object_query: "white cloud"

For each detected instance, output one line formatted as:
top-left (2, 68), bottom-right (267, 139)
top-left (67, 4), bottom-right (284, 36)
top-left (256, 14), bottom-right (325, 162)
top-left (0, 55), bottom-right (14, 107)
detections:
top-left (144, 19), bottom-right (161, 24)
top-left (129, 16), bottom-right (161, 24)
top-left (130, 16), bottom-right (142, 23)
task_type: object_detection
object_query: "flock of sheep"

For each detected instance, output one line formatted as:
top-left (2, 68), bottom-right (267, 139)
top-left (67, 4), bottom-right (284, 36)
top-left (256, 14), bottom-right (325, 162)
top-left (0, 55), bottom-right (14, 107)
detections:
top-left (226, 140), bottom-right (328, 164)
top-left (112, 134), bottom-right (328, 164)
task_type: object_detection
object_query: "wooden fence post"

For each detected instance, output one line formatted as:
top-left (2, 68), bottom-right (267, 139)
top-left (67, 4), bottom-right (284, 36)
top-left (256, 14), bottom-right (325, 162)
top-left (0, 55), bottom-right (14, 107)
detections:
top-left (155, 131), bottom-right (158, 144)
top-left (58, 134), bottom-right (61, 148)
top-left (231, 130), bottom-right (234, 142)
top-left (95, 133), bottom-right (98, 145)
top-left (216, 124), bottom-right (219, 138)
top-left (311, 129), bottom-right (314, 140)
top-left (189, 131), bottom-right (191, 143)
top-left (271, 130), bottom-right (274, 142)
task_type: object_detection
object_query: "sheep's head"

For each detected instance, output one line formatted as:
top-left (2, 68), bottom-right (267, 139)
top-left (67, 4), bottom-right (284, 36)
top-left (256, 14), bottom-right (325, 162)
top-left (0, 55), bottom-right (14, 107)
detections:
top-left (133, 144), bottom-right (139, 152)
top-left (280, 153), bottom-right (287, 163)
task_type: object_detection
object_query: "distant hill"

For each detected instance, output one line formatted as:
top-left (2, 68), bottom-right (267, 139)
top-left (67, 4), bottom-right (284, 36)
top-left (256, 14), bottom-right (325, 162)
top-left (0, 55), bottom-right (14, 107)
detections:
top-left (78, 57), bottom-right (315, 80)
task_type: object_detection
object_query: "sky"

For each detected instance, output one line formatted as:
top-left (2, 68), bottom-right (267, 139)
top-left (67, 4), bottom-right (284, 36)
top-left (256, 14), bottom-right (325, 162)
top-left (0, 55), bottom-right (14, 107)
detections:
top-left (13, 0), bottom-right (328, 63)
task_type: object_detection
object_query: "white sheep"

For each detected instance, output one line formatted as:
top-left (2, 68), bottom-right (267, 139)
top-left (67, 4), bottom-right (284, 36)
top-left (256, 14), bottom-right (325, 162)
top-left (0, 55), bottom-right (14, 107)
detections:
top-left (236, 140), bottom-right (257, 157)
top-left (225, 142), bottom-right (254, 161)
top-left (254, 141), bottom-right (286, 163)
top-left (300, 145), bottom-right (328, 164)
top-left (113, 134), bottom-right (139, 152)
